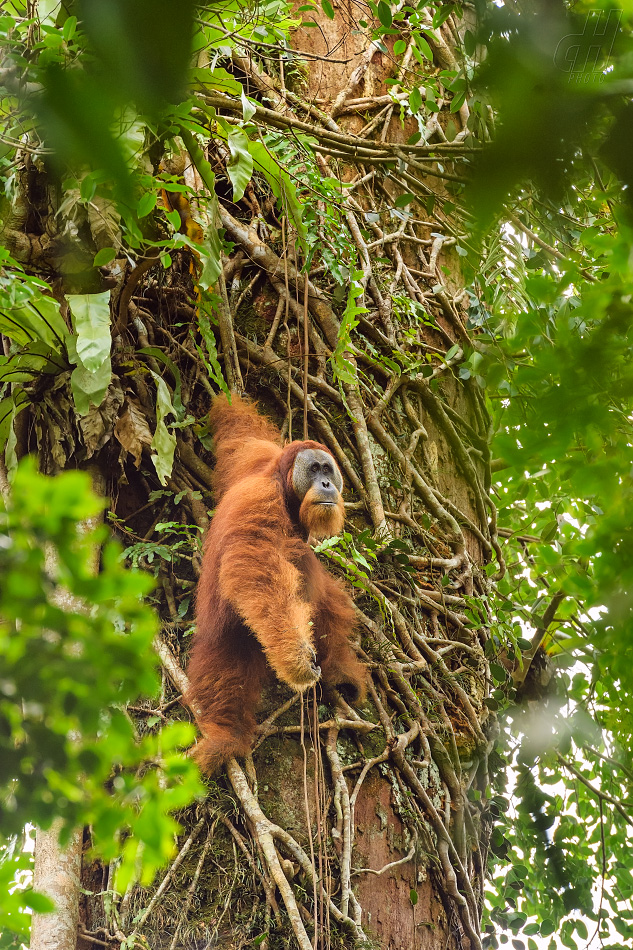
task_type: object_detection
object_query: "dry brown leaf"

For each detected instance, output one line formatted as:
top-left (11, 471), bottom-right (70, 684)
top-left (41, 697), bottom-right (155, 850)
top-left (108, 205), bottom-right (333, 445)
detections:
top-left (114, 399), bottom-right (152, 468)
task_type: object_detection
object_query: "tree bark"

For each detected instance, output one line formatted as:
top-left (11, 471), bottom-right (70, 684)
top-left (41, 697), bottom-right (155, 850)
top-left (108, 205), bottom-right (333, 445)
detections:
top-left (30, 823), bottom-right (83, 950)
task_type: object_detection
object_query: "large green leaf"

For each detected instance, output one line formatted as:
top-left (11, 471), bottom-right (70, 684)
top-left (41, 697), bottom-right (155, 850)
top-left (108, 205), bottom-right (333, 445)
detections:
top-left (0, 341), bottom-right (66, 384)
top-left (70, 356), bottom-right (112, 416)
top-left (0, 297), bottom-right (68, 350)
top-left (78, 0), bottom-right (196, 115)
top-left (190, 66), bottom-right (242, 98)
top-left (227, 127), bottom-right (254, 203)
top-left (150, 371), bottom-right (177, 486)
top-left (198, 193), bottom-right (223, 290)
top-left (68, 291), bottom-right (111, 373)
top-left (65, 292), bottom-right (112, 416)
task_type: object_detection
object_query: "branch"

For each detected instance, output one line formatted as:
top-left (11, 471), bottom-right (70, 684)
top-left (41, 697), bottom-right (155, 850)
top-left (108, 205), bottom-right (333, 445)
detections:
top-left (226, 759), bottom-right (314, 950)
top-left (557, 754), bottom-right (633, 829)
top-left (353, 844), bottom-right (415, 877)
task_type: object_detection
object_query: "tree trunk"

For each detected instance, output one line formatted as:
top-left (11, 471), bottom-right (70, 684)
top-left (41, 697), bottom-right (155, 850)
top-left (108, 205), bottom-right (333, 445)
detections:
top-left (7, 5), bottom-right (496, 949)
top-left (30, 823), bottom-right (82, 950)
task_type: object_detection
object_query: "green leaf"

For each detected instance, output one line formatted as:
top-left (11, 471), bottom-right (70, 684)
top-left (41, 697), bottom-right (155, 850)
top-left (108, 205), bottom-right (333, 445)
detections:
top-left (540, 521), bottom-right (559, 542)
top-left (70, 355), bottom-right (112, 416)
top-left (413, 33), bottom-right (433, 62)
top-left (450, 91), bottom-right (466, 114)
top-left (23, 890), bottom-right (55, 914)
top-left (63, 15), bottom-right (78, 40)
top-left (393, 39), bottom-right (406, 55)
top-left (67, 291), bottom-right (111, 373)
top-left (137, 192), bottom-right (157, 218)
top-left (227, 127), bottom-right (254, 203)
top-left (93, 247), bottom-right (117, 266)
top-left (409, 888), bottom-right (418, 906)
top-left (198, 192), bottom-right (223, 290)
top-left (0, 341), bottom-right (65, 384)
top-left (165, 208), bottom-right (180, 230)
top-left (489, 662), bottom-right (507, 683)
top-left (321, 0), bottom-right (335, 19)
top-left (394, 193), bottom-right (416, 208)
top-left (150, 371), bottom-right (177, 486)
top-left (0, 391), bottom-right (29, 455)
top-left (195, 306), bottom-right (229, 396)
top-left (138, 347), bottom-right (184, 417)
top-left (241, 88), bottom-right (257, 122)
top-left (377, 1), bottom-right (392, 28)
top-left (80, 174), bottom-right (97, 203)
top-left (330, 270), bottom-right (369, 384)
top-left (78, 0), bottom-right (196, 116)
top-left (0, 296), bottom-right (68, 351)
top-left (409, 86), bottom-right (422, 115)
top-left (194, 66), bottom-right (241, 98)
top-left (35, 65), bottom-right (135, 204)
top-left (432, 6), bottom-right (452, 28)
top-left (0, 457), bottom-right (202, 881)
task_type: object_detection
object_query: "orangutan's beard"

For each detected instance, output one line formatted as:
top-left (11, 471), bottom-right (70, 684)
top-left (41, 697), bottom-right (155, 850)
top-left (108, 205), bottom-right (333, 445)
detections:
top-left (299, 490), bottom-right (345, 540)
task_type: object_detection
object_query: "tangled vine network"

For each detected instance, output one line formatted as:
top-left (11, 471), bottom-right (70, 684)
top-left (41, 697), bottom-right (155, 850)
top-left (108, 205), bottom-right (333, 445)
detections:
top-left (5, 7), bottom-right (515, 950)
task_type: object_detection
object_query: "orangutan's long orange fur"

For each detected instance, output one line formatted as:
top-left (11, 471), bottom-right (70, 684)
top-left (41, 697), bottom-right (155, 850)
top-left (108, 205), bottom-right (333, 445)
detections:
top-left (187, 394), bottom-right (366, 773)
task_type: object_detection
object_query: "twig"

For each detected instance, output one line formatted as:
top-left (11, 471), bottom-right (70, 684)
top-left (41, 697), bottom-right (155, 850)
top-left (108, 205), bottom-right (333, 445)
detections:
top-left (557, 754), bottom-right (633, 828)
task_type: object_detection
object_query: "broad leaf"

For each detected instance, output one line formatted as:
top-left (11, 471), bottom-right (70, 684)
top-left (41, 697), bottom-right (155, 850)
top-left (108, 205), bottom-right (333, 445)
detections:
top-left (227, 127), bottom-right (254, 203)
top-left (241, 88), bottom-right (257, 121)
top-left (138, 347), bottom-right (184, 418)
top-left (198, 192), bottom-right (223, 290)
top-left (0, 341), bottom-right (66, 384)
top-left (68, 291), bottom-right (111, 373)
top-left (150, 371), bottom-right (176, 486)
top-left (70, 356), bottom-right (112, 416)
top-left (0, 297), bottom-right (68, 350)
